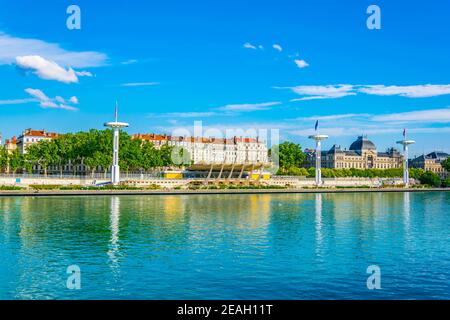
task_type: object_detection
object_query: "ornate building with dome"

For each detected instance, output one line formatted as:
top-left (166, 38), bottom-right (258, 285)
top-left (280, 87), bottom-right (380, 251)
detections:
top-left (304, 136), bottom-right (403, 170)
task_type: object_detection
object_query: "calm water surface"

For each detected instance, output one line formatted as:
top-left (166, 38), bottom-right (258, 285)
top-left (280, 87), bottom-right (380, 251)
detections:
top-left (0, 192), bottom-right (449, 299)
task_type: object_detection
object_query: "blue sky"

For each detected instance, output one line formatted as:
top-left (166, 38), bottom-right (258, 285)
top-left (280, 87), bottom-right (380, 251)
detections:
top-left (0, 0), bottom-right (449, 157)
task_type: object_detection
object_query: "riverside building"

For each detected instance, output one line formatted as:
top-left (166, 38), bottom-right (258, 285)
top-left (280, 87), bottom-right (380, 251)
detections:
top-left (410, 151), bottom-right (449, 178)
top-left (132, 134), bottom-right (269, 165)
top-left (304, 135), bottom-right (403, 170)
top-left (17, 128), bottom-right (58, 154)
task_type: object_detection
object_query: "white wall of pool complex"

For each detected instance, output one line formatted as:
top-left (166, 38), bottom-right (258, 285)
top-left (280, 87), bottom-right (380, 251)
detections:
top-left (0, 175), bottom-right (407, 189)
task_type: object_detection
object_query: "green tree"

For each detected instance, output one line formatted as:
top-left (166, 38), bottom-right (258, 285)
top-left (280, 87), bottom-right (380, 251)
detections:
top-left (9, 149), bottom-right (24, 174)
top-left (26, 140), bottom-right (58, 176)
top-left (418, 171), bottom-right (441, 187)
top-left (271, 142), bottom-right (305, 174)
top-left (442, 157), bottom-right (450, 171)
top-left (441, 177), bottom-right (450, 188)
top-left (159, 144), bottom-right (175, 167)
top-left (0, 146), bottom-right (8, 173)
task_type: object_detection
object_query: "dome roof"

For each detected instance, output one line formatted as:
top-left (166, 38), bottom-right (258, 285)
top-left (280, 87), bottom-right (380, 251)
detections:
top-left (349, 136), bottom-right (377, 151)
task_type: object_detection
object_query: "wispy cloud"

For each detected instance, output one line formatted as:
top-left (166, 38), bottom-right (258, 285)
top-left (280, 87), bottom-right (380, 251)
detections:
top-left (272, 44), bottom-right (283, 52)
top-left (0, 98), bottom-right (36, 105)
top-left (217, 101), bottom-right (281, 112)
top-left (243, 42), bottom-right (257, 50)
top-left (290, 126), bottom-right (450, 137)
top-left (294, 59), bottom-right (309, 69)
top-left (74, 70), bottom-right (93, 77)
top-left (121, 59), bottom-right (138, 65)
top-left (291, 113), bottom-right (371, 122)
top-left (243, 42), bottom-right (263, 50)
top-left (358, 85), bottom-right (450, 98)
top-left (24, 88), bottom-right (79, 111)
top-left (0, 32), bottom-right (107, 68)
top-left (371, 107), bottom-right (450, 123)
top-left (149, 112), bottom-right (217, 118)
top-left (284, 84), bottom-right (356, 101)
top-left (284, 84), bottom-right (450, 101)
top-left (287, 108), bottom-right (450, 137)
top-left (121, 82), bottom-right (159, 87)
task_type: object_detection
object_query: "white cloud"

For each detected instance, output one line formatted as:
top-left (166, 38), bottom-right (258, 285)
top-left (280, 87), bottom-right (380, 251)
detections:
top-left (59, 104), bottom-right (78, 111)
top-left (55, 96), bottom-right (66, 104)
top-left (0, 32), bottom-right (107, 68)
top-left (16, 55), bottom-right (78, 83)
top-left (0, 98), bottom-right (36, 105)
top-left (69, 96), bottom-right (79, 104)
top-left (294, 59), bottom-right (309, 68)
top-left (292, 113), bottom-right (371, 122)
top-left (286, 84), bottom-right (356, 100)
top-left (121, 59), bottom-right (138, 65)
top-left (25, 88), bottom-right (51, 102)
top-left (284, 84), bottom-right (450, 101)
top-left (121, 82), bottom-right (159, 87)
top-left (358, 85), bottom-right (450, 98)
top-left (243, 42), bottom-right (264, 50)
top-left (217, 101), bottom-right (281, 112)
top-left (290, 126), bottom-right (450, 137)
top-left (150, 112), bottom-right (217, 118)
top-left (24, 88), bottom-right (79, 111)
top-left (75, 70), bottom-right (93, 77)
top-left (243, 42), bottom-right (257, 50)
top-left (371, 107), bottom-right (450, 123)
top-left (272, 44), bottom-right (283, 52)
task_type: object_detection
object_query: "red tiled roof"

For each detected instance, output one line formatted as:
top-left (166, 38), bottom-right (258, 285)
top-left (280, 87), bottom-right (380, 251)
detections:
top-left (23, 129), bottom-right (58, 138)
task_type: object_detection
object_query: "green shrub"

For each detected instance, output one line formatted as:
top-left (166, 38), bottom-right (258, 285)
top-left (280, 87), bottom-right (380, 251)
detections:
top-left (418, 171), bottom-right (441, 187)
top-left (29, 184), bottom-right (62, 190)
top-left (0, 185), bottom-right (24, 190)
top-left (441, 177), bottom-right (450, 188)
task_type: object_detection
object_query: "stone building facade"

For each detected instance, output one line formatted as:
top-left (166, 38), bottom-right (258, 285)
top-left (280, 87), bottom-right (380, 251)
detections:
top-left (410, 151), bottom-right (449, 178)
top-left (304, 136), bottom-right (403, 169)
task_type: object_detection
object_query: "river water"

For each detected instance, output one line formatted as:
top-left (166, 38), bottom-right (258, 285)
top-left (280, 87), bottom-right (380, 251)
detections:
top-left (0, 192), bottom-right (449, 299)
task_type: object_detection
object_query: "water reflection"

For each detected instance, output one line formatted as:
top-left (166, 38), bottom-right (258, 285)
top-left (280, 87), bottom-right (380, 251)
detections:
top-left (107, 196), bottom-right (121, 271)
top-left (403, 192), bottom-right (412, 251)
top-left (1, 192), bottom-right (449, 299)
top-left (315, 193), bottom-right (323, 257)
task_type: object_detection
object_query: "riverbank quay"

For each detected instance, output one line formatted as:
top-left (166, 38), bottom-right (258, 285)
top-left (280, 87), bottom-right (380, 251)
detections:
top-left (0, 187), bottom-right (448, 197)
top-left (0, 174), bottom-right (408, 189)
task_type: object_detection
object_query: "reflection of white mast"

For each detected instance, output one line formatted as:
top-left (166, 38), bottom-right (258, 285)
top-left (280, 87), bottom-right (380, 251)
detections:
top-left (315, 193), bottom-right (323, 255)
top-left (107, 196), bottom-right (121, 269)
top-left (403, 192), bottom-right (410, 230)
top-left (403, 192), bottom-right (412, 251)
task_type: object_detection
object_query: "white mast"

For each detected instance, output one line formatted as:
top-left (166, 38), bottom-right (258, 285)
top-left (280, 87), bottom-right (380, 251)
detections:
top-left (104, 102), bottom-right (129, 185)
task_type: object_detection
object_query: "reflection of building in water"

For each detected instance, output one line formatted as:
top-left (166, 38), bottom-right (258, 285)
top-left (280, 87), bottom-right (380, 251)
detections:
top-left (248, 194), bottom-right (271, 228)
top-left (163, 196), bottom-right (185, 221)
